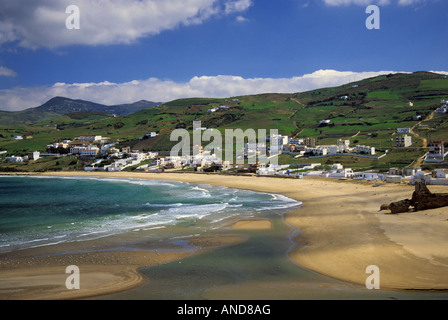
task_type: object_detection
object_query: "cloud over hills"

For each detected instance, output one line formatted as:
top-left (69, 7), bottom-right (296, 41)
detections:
top-left (0, 70), bottom-right (403, 111)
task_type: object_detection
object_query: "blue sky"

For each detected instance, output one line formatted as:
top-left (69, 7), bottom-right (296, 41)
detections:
top-left (0, 0), bottom-right (447, 111)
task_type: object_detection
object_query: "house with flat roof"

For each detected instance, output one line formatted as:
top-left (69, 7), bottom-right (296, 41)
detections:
top-left (397, 128), bottom-right (411, 134)
top-left (396, 135), bottom-right (412, 147)
top-left (355, 145), bottom-right (376, 155)
top-left (425, 141), bottom-right (446, 162)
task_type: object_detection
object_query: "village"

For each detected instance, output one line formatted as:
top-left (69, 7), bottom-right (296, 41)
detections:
top-left (2, 99), bottom-right (447, 185)
top-left (4, 127), bottom-right (447, 186)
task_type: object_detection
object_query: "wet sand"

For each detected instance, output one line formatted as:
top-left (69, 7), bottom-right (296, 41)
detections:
top-left (1, 171), bottom-right (448, 299)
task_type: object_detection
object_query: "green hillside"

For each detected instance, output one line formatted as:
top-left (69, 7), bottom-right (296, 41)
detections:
top-left (1, 71), bottom-right (447, 171)
top-left (0, 97), bottom-right (161, 126)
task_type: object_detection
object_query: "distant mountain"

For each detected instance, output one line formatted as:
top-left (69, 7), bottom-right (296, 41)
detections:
top-left (0, 97), bottom-right (162, 125)
top-left (108, 100), bottom-right (162, 115)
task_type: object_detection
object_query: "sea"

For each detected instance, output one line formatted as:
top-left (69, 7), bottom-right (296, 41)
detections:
top-left (0, 175), bottom-right (301, 254)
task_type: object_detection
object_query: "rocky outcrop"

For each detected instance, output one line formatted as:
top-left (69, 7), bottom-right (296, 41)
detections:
top-left (388, 199), bottom-right (412, 214)
top-left (380, 182), bottom-right (448, 214)
top-left (411, 182), bottom-right (448, 211)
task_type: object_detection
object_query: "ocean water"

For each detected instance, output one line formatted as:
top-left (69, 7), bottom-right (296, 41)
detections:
top-left (0, 176), bottom-right (301, 253)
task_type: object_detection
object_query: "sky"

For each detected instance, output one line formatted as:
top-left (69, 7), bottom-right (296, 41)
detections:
top-left (0, 0), bottom-right (447, 111)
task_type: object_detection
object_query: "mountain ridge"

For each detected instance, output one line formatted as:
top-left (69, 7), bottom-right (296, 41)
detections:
top-left (0, 97), bottom-right (162, 125)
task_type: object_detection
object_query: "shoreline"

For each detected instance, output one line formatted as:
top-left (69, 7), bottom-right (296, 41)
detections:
top-left (1, 171), bottom-right (448, 298)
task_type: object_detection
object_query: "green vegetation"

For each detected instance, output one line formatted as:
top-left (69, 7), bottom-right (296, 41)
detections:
top-left (1, 71), bottom-right (447, 172)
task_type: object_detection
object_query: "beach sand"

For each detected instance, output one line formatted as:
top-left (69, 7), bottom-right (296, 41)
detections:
top-left (1, 171), bottom-right (448, 299)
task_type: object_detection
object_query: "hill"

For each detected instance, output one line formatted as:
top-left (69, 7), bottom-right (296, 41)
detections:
top-left (1, 71), bottom-right (447, 171)
top-left (0, 97), bottom-right (162, 125)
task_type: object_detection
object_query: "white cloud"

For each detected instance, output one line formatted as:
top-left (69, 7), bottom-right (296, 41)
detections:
top-left (0, 70), bottom-right (406, 111)
top-left (323, 0), bottom-right (391, 6)
top-left (0, 0), bottom-right (252, 49)
top-left (398, 0), bottom-right (426, 5)
top-left (235, 16), bottom-right (250, 23)
top-left (0, 66), bottom-right (17, 77)
top-left (224, 0), bottom-right (253, 14)
top-left (322, 0), bottom-right (430, 5)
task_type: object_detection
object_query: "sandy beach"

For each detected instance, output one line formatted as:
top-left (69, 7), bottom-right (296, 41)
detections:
top-left (1, 171), bottom-right (448, 299)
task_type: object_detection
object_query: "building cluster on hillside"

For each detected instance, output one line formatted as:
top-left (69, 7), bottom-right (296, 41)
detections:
top-left (41, 135), bottom-right (158, 171)
top-left (5, 151), bottom-right (41, 163)
top-left (282, 137), bottom-right (377, 157)
top-left (140, 148), bottom-right (231, 173)
top-left (435, 99), bottom-right (448, 114)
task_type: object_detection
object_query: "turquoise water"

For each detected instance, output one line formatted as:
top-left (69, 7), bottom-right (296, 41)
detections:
top-left (0, 176), bottom-right (301, 253)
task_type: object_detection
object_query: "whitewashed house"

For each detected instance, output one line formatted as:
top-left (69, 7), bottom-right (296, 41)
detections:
top-left (146, 132), bottom-right (158, 138)
top-left (28, 151), bottom-right (40, 161)
top-left (354, 172), bottom-right (379, 181)
top-left (80, 147), bottom-right (99, 157)
top-left (435, 106), bottom-right (447, 114)
top-left (397, 128), bottom-right (411, 134)
top-left (355, 145), bottom-right (376, 155)
top-left (329, 168), bottom-right (354, 178)
top-left (6, 156), bottom-right (24, 162)
top-left (435, 169), bottom-right (448, 179)
top-left (396, 135), bottom-right (412, 147)
top-left (78, 135), bottom-right (102, 142)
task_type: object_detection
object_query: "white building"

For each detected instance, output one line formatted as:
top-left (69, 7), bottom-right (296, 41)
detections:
top-left (435, 169), bottom-right (448, 179)
top-left (435, 106), bottom-right (447, 114)
top-left (396, 135), bottom-right (412, 147)
top-left (270, 134), bottom-right (289, 146)
top-left (80, 147), bottom-right (99, 156)
top-left (306, 146), bottom-right (327, 156)
top-left (329, 168), bottom-right (354, 178)
top-left (321, 145), bottom-right (340, 155)
top-left (47, 142), bottom-right (70, 149)
top-left (337, 139), bottom-right (350, 151)
top-left (426, 141), bottom-right (445, 162)
top-left (411, 170), bottom-right (448, 185)
top-left (6, 156), bottom-right (24, 162)
top-left (397, 128), bottom-right (411, 134)
top-left (13, 136), bottom-right (23, 140)
top-left (356, 145), bottom-right (376, 155)
top-left (70, 146), bottom-right (99, 156)
top-left (146, 132), bottom-right (158, 138)
top-left (354, 172), bottom-right (379, 181)
top-left (245, 143), bottom-right (266, 156)
top-left (28, 151), bottom-right (40, 161)
top-left (77, 135), bottom-right (102, 142)
top-left (207, 107), bottom-right (219, 113)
